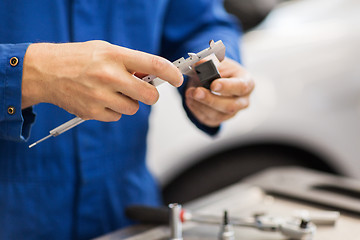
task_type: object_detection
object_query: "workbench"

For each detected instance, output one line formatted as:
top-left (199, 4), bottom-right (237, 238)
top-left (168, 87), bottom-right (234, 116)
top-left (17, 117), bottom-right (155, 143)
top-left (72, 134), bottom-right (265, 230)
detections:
top-left (95, 167), bottom-right (360, 240)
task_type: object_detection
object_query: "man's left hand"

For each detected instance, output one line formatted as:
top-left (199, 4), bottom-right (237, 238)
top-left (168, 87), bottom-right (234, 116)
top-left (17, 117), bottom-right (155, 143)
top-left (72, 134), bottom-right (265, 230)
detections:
top-left (185, 57), bottom-right (254, 127)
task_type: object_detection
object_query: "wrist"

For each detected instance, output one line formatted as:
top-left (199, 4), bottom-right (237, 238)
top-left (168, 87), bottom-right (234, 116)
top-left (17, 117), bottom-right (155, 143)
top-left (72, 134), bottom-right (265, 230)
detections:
top-left (21, 43), bottom-right (48, 108)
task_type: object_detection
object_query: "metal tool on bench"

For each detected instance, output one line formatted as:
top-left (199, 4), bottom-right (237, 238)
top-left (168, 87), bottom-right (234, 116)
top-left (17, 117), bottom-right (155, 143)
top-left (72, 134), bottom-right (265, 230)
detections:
top-left (125, 204), bottom-right (321, 240)
top-left (169, 203), bottom-right (183, 240)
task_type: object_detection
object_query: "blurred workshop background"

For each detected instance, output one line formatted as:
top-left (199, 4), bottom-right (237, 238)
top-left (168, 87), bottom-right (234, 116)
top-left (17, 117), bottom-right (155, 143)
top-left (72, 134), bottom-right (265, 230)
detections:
top-left (147, 0), bottom-right (360, 204)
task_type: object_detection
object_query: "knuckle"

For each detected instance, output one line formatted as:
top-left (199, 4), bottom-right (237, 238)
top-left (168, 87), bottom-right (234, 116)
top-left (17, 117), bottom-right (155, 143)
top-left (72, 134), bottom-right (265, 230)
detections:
top-left (199, 91), bottom-right (211, 104)
top-left (92, 90), bottom-right (105, 102)
top-left (226, 102), bottom-right (238, 114)
top-left (91, 41), bottom-right (115, 61)
top-left (151, 56), bottom-right (167, 73)
top-left (88, 107), bottom-right (100, 118)
top-left (92, 40), bottom-right (112, 50)
top-left (103, 46), bottom-right (118, 60)
top-left (91, 65), bottom-right (114, 84)
top-left (87, 40), bottom-right (108, 46)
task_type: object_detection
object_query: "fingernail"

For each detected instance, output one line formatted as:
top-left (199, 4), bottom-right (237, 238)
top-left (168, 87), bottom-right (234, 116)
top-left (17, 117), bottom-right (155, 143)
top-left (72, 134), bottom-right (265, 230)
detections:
top-left (213, 83), bottom-right (222, 92)
top-left (177, 75), bottom-right (184, 87)
top-left (195, 90), bottom-right (205, 100)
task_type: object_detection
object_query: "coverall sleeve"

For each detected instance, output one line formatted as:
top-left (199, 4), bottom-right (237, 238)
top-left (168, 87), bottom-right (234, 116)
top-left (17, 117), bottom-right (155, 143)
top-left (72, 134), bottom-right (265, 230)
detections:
top-left (0, 43), bottom-right (36, 141)
top-left (160, 0), bottom-right (242, 136)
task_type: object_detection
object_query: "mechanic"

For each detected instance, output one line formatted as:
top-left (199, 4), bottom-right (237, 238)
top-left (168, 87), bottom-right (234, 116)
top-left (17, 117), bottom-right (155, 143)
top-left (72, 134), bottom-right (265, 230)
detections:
top-left (0, 1), bottom-right (254, 239)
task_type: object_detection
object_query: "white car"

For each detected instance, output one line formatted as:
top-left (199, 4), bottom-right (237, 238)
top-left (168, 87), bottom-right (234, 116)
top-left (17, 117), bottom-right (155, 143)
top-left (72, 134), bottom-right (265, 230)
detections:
top-left (147, 0), bottom-right (360, 203)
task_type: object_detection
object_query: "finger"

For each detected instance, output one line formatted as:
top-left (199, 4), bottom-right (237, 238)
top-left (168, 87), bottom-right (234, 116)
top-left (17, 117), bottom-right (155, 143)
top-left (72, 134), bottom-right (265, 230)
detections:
top-left (85, 106), bottom-right (122, 122)
top-left (106, 92), bottom-right (139, 116)
top-left (186, 98), bottom-right (235, 127)
top-left (186, 87), bottom-right (250, 114)
top-left (102, 108), bottom-right (122, 122)
top-left (79, 89), bottom-right (138, 120)
top-left (89, 86), bottom-right (140, 115)
top-left (210, 75), bottom-right (254, 97)
top-left (109, 71), bottom-right (160, 105)
top-left (118, 47), bottom-right (183, 87)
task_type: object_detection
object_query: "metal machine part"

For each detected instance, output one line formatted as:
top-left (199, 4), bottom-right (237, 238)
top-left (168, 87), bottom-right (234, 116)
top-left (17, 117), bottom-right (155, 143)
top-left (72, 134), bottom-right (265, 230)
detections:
top-left (29, 40), bottom-right (226, 148)
top-left (293, 210), bottom-right (339, 226)
top-left (245, 215), bottom-right (316, 240)
top-left (194, 59), bottom-right (221, 89)
top-left (169, 203), bottom-right (183, 240)
top-left (218, 211), bottom-right (235, 240)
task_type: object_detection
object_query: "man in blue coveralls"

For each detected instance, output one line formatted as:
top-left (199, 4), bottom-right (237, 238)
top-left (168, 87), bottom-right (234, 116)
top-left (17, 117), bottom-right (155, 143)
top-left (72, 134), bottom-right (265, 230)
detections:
top-left (0, 0), bottom-right (254, 239)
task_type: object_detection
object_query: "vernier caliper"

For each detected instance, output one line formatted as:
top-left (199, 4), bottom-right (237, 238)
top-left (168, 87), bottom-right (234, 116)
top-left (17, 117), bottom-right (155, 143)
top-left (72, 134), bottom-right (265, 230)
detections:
top-left (29, 40), bottom-right (226, 148)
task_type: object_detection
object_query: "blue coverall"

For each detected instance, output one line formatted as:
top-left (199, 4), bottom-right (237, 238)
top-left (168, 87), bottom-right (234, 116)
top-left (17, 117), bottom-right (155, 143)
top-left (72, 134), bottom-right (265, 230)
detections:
top-left (0, 0), bottom-right (241, 239)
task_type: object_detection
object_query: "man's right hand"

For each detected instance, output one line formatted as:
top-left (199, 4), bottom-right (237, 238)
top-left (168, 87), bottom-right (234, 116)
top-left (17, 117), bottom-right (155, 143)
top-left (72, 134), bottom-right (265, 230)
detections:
top-left (21, 40), bottom-right (183, 121)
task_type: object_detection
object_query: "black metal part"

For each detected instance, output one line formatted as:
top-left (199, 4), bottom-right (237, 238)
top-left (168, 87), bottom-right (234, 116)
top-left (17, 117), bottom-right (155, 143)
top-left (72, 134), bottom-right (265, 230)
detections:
top-left (195, 60), bottom-right (221, 89)
top-left (224, 210), bottom-right (229, 225)
top-left (300, 219), bottom-right (310, 229)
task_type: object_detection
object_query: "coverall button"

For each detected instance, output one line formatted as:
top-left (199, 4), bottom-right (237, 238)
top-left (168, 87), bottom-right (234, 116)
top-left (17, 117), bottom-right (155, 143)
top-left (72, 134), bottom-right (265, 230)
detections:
top-left (7, 106), bottom-right (15, 115)
top-left (10, 57), bottom-right (19, 67)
